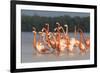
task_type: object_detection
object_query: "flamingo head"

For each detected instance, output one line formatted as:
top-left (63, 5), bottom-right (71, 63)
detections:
top-left (64, 24), bottom-right (68, 27)
top-left (32, 27), bottom-right (36, 31)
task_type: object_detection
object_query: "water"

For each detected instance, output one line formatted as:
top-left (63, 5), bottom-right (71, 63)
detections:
top-left (21, 32), bottom-right (90, 63)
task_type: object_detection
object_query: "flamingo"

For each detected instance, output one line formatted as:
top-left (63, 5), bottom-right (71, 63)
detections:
top-left (64, 25), bottom-right (86, 55)
top-left (53, 23), bottom-right (76, 55)
top-left (78, 28), bottom-right (90, 51)
top-left (54, 23), bottom-right (75, 55)
top-left (49, 31), bottom-right (67, 55)
top-left (74, 28), bottom-right (87, 55)
top-left (53, 22), bottom-right (68, 55)
top-left (41, 24), bottom-right (56, 52)
top-left (42, 23), bottom-right (50, 42)
top-left (32, 27), bottom-right (51, 55)
top-left (48, 32), bottom-right (56, 49)
top-left (85, 36), bottom-right (90, 49)
top-left (79, 32), bottom-right (86, 54)
top-left (64, 25), bottom-right (76, 55)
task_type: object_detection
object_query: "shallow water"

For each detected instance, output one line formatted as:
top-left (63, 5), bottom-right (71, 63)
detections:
top-left (21, 32), bottom-right (90, 63)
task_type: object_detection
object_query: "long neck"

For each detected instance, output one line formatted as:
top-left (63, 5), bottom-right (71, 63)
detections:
top-left (66, 27), bottom-right (67, 34)
top-left (39, 32), bottom-right (42, 41)
top-left (79, 29), bottom-right (83, 42)
top-left (79, 29), bottom-right (86, 43)
top-left (74, 26), bottom-right (77, 39)
top-left (33, 31), bottom-right (36, 48)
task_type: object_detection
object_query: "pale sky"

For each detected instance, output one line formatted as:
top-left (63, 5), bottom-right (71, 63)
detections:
top-left (21, 10), bottom-right (90, 17)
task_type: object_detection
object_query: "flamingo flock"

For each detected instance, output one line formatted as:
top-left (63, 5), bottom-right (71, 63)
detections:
top-left (32, 22), bottom-right (90, 56)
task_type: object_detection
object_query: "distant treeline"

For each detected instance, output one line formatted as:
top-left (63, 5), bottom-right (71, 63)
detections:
top-left (21, 15), bottom-right (90, 32)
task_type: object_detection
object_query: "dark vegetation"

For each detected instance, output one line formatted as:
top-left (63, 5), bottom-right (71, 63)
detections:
top-left (21, 15), bottom-right (90, 32)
